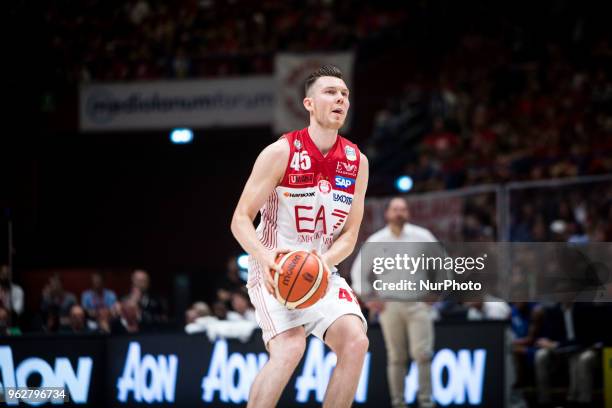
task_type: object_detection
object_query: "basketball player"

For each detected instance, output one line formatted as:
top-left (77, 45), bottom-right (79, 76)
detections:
top-left (231, 65), bottom-right (369, 408)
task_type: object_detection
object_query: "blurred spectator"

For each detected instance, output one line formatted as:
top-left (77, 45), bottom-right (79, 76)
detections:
top-left (0, 307), bottom-right (10, 336)
top-left (111, 300), bottom-right (141, 334)
top-left (60, 305), bottom-right (94, 334)
top-left (0, 306), bottom-right (21, 336)
top-left (421, 117), bottom-right (460, 156)
top-left (123, 269), bottom-right (167, 325)
top-left (549, 219), bottom-right (568, 242)
top-left (212, 300), bottom-right (230, 320)
top-left (185, 299), bottom-right (257, 341)
top-left (534, 302), bottom-right (600, 406)
top-left (465, 297), bottom-right (511, 320)
top-left (511, 301), bottom-right (540, 346)
top-left (511, 302), bottom-right (542, 387)
top-left (185, 301), bottom-right (211, 325)
top-left (216, 256), bottom-right (245, 306)
top-left (0, 265), bottom-right (24, 317)
top-left (212, 299), bottom-right (247, 321)
top-left (432, 300), bottom-right (468, 321)
top-left (81, 272), bottom-right (117, 318)
top-left (185, 308), bottom-right (199, 325)
top-left (96, 307), bottom-right (112, 334)
top-left (43, 310), bottom-right (61, 333)
top-left (41, 274), bottom-right (77, 328)
top-left (229, 289), bottom-right (256, 322)
top-left (192, 301), bottom-right (211, 317)
top-left (127, 0), bottom-right (151, 25)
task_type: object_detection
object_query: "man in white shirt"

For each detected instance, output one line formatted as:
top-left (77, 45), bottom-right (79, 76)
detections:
top-left (351, 197), bottom-right (436, 408)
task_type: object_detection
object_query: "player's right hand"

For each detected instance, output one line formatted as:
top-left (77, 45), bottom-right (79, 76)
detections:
top-left (256, 248), bottom-right (290, 295)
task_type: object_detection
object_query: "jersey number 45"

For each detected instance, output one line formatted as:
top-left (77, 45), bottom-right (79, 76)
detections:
top-left (290, 151), bottom-right (311, 171)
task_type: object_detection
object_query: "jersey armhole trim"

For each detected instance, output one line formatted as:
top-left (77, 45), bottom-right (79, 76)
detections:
top-left (277, 135), bottom-right (291, 187)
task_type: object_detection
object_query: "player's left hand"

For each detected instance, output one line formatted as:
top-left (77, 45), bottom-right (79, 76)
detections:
top-left (263, 247), bottom-right (291, 295)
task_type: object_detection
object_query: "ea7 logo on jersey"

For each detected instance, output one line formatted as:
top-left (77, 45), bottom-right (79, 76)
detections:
top-left (289, 173), bottom-right (314, 186)
top-left (334, 176), bottom-right (355, 189)
top-left (336, 161), bottom-right (358, 177)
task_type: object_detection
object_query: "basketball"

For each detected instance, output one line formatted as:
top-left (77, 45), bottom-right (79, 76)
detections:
top-left (273, 250), bottom-right (329, 309)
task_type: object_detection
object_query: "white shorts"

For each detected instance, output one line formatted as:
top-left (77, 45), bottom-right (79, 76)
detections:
top-left (246, 273), bottom-right (367, 346)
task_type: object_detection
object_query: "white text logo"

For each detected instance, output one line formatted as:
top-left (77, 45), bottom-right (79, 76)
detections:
top-left (0, 346), bottom-right (92, 405)
top-left (201, 340), bottom-right (268, 403)
top-left (117, 342), bottom-right (178, 403)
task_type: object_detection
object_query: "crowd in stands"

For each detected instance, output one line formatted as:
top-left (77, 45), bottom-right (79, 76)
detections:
top-left (443, 182), bottom-right (611, 405)
top-left (368, 24), bottom-right (612, 194)
top-left (454, 177), bottom-right (612, 246)
top-left (445, 186), bottom-right (611, 405)
top-left (510, 181), bottom-right (612, 242)
top-left (42, 0), bottom-right (407, 84)
top-left (36, 269), bottom-right (169, 335)
top-left (509, 301), bottom-right (611, 406)
top-left (40, 1), bottom-right (612, 200)
top-left (0, 260), bottom-right (257, 340)
top-left (39, 1), bottom-right (611, 194)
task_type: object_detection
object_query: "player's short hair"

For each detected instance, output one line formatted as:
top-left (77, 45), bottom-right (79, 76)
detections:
top-left (304, 65), bottom-right (344, 96)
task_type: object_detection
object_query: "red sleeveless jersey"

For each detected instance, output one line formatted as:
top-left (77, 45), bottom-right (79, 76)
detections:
top-left (254, 127), bottom-right (361, 260)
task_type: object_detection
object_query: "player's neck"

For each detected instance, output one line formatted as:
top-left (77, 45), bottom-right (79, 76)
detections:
top-left (308, 123), bottom-right (338, 155)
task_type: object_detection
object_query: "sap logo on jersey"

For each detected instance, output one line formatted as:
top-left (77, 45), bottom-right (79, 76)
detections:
top-left (335, 176), bottom-right (355, 189)
top-left (284, 191), bottom-right (315, 198)
top-left (289, 173), bottom-right (314, 186)
top-left (333, 193), bottom-right (353, 205)
top-left (336, 161), bottom-right (358, 177)
top-left (0, 346), bottom-right (93, 405)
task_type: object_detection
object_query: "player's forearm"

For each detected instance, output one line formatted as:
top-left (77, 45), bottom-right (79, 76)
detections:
top-left (322, 229), bottom-right (358, 269)
top-left (230, 213), bottom-right (267, 259)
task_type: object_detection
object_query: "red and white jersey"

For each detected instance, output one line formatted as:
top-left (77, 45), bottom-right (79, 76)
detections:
top-left (251, 127), bottom-right (361, 278)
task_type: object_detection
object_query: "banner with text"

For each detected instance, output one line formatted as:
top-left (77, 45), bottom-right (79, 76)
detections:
top-left (79, 77), bottom-right (274, 131)
top-left (0, 323), bottom-right (506, 407)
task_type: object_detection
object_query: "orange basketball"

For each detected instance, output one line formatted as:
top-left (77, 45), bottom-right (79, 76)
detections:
top-left (273, 250), bottom-right (328, 309)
